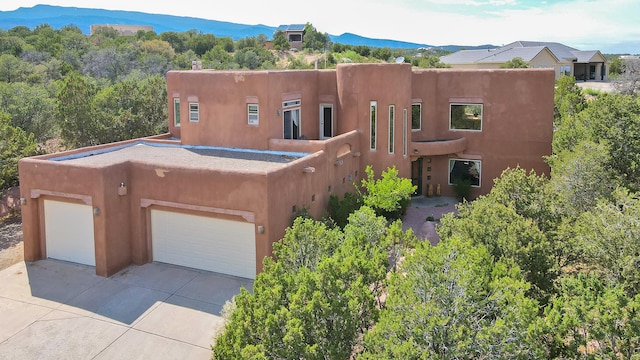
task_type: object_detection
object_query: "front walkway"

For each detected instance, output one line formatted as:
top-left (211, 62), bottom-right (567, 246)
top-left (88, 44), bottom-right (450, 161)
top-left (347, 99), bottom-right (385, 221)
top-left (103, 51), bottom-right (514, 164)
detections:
top-left (402, 196), bottom-right (459, 245)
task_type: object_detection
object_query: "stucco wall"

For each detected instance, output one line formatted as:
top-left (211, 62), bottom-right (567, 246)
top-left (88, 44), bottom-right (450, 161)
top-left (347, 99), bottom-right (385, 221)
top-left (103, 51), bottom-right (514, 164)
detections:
top-left (410, 68), bottom-right (553, 198)
top-left (19, 64), bottom-right (554, 277)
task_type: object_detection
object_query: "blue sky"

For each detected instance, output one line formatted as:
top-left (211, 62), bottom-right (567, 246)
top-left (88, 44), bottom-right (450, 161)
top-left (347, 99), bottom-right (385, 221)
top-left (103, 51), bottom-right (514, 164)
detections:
top-left (1, 0), bottom-right (639, 53)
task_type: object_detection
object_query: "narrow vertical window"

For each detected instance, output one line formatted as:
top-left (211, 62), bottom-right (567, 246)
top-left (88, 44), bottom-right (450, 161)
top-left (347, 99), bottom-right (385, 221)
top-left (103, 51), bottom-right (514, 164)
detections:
top-left (388, 105), bottom-right (395, 154)
top-left (189, 103), bottom-right (199, 122)
top-left (370, 101), bottom-right (377, 150)
top-left (403, 108), bottom-right (408, 156)
top-left (173, 98), bottom-right (180, 127)
top-left (248, 104), bottom-right (259, 125)
top-left (411, 103), bottom-right (421, 131)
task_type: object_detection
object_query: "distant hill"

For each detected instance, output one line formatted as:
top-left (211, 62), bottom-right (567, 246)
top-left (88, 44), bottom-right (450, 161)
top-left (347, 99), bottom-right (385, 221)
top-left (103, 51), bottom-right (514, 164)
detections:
top-left (0, 4), bottom-right (493, 51)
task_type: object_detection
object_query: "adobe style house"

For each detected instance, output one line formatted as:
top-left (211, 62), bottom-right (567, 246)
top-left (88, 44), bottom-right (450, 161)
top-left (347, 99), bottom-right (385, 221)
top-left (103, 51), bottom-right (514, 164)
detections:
top-left (441, 41), bottom-right (608, 81)
top-left (18, 64), bottom-right (553, 279)
top-left (276, 24), bottom-right (305, 50)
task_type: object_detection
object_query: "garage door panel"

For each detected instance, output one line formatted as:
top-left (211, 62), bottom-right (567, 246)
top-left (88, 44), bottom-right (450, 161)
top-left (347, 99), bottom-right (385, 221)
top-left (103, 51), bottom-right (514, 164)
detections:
top-left (44, 200), bottom-right (95, 266)
top-left (151, 210), bottom-right (256, 279)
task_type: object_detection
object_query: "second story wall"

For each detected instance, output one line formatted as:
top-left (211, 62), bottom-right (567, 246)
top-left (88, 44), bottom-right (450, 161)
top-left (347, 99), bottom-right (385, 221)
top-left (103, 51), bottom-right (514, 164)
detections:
top-left (167, 70), bottom-right (338, 149)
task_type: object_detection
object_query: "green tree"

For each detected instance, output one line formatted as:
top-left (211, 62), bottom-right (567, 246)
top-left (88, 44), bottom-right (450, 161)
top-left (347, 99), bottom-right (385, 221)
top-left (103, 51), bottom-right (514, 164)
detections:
top-left (0, 111), bottom-right (39, 190)
top-left (360, 165), bottom-right (416, 220)
top-left (548, 140), bottom-right (616, 216)
top-left (213, 207), bottom-right (396, 359)
top-left (272, 30), bottom-right (289, 51)
top-left (568, 189), bottom-right (640, 295)
top-left (553, 74), bottom-right (585, 126)
top-left (55, 72), bottom-right (100, 148)
top-left (500, 56), bottom-right (530, 68)
top-left (0, 82), bottom-right (57, 142)
top-left (537, 274), bottom-right (640, 359)
top-left (439, 195), bottom-right (556, 304)
top-left (0, 54), bottom-right (29, 83)
top-left (302, 23), bottom-right (330, 52)
top-left (202, 45), bottom-right (234, 70)
top-left (361, 238), bottom-right (542, 359)
top-left (93, 74), bottom-right (167, 142)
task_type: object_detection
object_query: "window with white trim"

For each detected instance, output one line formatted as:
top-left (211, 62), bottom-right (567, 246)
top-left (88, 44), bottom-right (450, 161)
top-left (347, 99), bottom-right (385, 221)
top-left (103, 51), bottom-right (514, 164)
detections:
top-left (388, 105), bottom-right (395, 154)
top-left (173, 98), bottom-right (180, 127)
top-left (189, 103), bottom-right (199, 122)
top-left (248, 104), bottom-right (259, 125)
top-left (448, 159), bottom-right (481, 187)
top-left (370, 101), bottom-right (377, 150)
top-left (450, 103), bottom-right (482, 131)
top-left (411, 103), bottom-right (421, 131)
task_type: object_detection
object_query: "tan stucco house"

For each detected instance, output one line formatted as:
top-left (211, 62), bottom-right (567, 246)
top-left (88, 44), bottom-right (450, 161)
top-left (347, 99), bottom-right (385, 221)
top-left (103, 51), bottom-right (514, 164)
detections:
top-left (441, 41), bottom-right (609, 80)
top-left (18, 64), bottom-right (554, 279)
top-left (276, 24), bottom-right (305, 50)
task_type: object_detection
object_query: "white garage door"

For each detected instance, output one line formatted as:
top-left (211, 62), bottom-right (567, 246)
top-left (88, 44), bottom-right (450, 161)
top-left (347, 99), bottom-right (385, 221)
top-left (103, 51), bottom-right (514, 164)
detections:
top-left (44, 200), bottom-right (96, 266)
top-left (151, 209), bottom-right (256, 279)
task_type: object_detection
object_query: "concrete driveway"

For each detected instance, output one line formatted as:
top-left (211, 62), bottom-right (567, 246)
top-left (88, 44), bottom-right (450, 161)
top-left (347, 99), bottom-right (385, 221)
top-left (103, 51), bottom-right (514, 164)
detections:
top-left (0, 259), bottom-right (253, 359)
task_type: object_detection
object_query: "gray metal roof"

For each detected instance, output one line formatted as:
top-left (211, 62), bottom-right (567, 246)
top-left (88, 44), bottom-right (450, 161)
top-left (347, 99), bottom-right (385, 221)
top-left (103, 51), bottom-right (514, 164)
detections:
top-left (442, 41), bottom-right (604, 65)
top-left (276, 24), bottom-right (306, 32)
top-left (441, 46), bottom-right (553, 64)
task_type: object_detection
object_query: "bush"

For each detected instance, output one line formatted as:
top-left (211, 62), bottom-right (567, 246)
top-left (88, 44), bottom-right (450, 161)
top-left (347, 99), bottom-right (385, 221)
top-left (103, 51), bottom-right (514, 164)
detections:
top-left (452, 178), bottom-right (472, 202)
top-left (328, 191), bottom-right (363, 228)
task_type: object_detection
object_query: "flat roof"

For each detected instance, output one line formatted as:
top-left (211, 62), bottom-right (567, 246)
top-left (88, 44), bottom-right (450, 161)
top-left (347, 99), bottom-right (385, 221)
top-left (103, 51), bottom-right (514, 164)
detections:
top-left (51, 142), bottom-right (309, 172)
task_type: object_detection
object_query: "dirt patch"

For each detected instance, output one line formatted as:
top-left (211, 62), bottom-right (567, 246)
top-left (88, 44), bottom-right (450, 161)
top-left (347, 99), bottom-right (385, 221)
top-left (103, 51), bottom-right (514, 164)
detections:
top-left (0, 214), bottom-right (24, 271)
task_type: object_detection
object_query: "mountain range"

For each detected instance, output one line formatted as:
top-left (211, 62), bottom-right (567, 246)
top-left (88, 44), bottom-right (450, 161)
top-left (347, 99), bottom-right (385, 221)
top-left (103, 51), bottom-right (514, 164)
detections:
top-left (0, 5), bottom-right (494, 51)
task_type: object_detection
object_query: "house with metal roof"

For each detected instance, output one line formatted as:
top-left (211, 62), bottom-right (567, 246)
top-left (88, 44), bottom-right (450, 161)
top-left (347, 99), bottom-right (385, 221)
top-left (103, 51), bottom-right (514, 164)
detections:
top-left (441, 41), bottom-right (608, 81)
top-left (276, 24), bottom-right (306, 50)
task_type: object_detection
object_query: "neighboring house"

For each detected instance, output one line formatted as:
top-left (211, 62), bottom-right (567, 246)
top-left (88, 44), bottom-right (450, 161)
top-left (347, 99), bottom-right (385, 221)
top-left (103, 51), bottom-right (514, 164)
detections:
top-left (276, 24), bottom-right (305, 50)
top-left (90, 24), bottom-right (154, 36)
top-left (441, 41), bottom-right (609, 81)
top-left (19, 64), bottom-right (554, 279)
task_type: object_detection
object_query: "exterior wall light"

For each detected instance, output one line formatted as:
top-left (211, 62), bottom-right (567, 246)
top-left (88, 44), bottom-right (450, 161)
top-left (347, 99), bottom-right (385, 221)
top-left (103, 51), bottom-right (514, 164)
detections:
top-left (93, 207), bottom-right (100, 216)
top-left (20, 197), bottom-right (27, 206)
top-left (303, 166), bottom-right (316, 173)
top-left (258, 225), bottom-right (265, 234)
top-left (118, 182), bottom-right (127, 196)
top-left (335, 159), bottom-right (344, 166)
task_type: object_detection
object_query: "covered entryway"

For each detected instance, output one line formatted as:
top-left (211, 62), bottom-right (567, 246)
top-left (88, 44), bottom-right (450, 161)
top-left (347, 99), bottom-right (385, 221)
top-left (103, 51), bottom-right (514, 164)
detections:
top-left (150, 209), bottom-right (256, 279)
top-left (44, 199), bottom-right (95, 266)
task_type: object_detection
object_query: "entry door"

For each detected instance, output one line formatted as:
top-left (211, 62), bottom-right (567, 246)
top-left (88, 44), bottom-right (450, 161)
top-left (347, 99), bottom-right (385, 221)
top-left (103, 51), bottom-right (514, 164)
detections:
top-left (320, 104), bottom-right (333, 139)
top-left (283, 108), bottom-right (301, 139)
top-left (411, 158), bottom-right (423, 196)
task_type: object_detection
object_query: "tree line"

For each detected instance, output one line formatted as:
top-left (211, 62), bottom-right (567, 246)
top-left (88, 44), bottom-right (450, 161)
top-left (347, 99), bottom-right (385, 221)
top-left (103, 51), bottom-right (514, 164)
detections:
top-left (213, 77), bottom-right (640, 358)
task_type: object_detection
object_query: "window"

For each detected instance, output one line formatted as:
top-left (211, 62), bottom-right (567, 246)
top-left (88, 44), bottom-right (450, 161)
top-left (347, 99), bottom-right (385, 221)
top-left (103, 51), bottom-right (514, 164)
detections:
top-left (450, 103), bottom-right (482, 131)
top-left (403, 108), bottom-right (407, 156)
top-left (289, 34), bottom-right (302, 42)
top-left (370, 101), bottom-right (377, 150)
top-left (388, 105), bottom-right (395, 154)
top-left (283, 100), bottom-right (301, 139)
top-left (449, 159), bottom-right (481, 187)
top-left (189, 103), bottom-right (199, 122)
top-left (173, 98), bottom-right (180, 127)
top-left (248, 104), bottom-right (259, 125)
top-left (320, 104), bottom-right (333, 139)
top-left (411, 103), bottom-right (421, 131)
